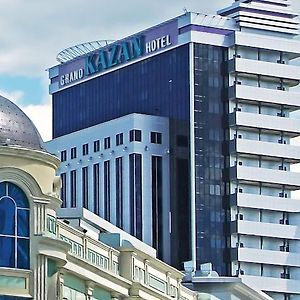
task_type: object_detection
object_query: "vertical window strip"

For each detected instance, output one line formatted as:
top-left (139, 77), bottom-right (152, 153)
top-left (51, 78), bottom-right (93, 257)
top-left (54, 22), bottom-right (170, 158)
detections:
top-left (93, 163), bottom-right (100, 215)
top-left (82, 167), bottom-right (89, 209)
top-left (70, 170), bottom-right (77, 208)
top-left (104, 160), bottom-right (111, 221)
top-left (152, 156), bottom-right (163, 256)
top-left (116, 157), bottom-right (123, 228)
top-left (61, 173), bottom-right (67, 208)
top-left (129, 154), bottom-right (142, 239)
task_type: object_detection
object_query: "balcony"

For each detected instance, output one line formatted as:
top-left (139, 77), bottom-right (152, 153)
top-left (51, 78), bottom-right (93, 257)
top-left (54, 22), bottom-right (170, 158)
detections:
top-left (231, 219), bottom-right (300, 240)
top-left (231, 247), bottom-right (300, 267)
top-left (229, 111), bottom-right (300, 137)
top-left (230, 192), bottom-right (300, 213)
top-left (228, 57), bottom-right (300, 84)
top-left (45, 217), bottom-right (120, 276)
top-left (229, 138), bottom-right (300, 163)
top-left (228, 84), bottom-right (300, 109)
top-left (44, 216), bottom-right (194, 300)
top-left (229, 165), bottom-right (300, 189)
top-left (241, 274), bottom-right (300, 294)
top-left (233, 31), bottom-right (300, 58)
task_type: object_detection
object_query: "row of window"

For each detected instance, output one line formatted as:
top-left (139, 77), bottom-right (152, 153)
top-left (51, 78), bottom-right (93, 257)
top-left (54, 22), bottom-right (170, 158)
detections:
top-left (60, 155), bottom-right (163, 244)
top-left (60, 131), bottom-right (162, 162)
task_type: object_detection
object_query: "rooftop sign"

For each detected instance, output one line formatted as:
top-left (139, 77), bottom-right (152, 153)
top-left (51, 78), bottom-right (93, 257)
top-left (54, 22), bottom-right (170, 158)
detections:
top-left (52, 20), bottom-right (178, 90)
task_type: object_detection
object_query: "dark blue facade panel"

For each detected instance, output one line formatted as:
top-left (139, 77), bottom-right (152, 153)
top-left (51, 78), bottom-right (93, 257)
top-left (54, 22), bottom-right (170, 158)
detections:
top-left (53, 45), bottom-right (190, 138)
top-left (193, 43), bottom-right (228, 275)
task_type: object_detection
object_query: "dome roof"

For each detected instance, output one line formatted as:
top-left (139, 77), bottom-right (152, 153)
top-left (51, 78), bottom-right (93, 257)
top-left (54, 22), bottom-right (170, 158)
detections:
top-left (0, 95), bottom-right (45, 151)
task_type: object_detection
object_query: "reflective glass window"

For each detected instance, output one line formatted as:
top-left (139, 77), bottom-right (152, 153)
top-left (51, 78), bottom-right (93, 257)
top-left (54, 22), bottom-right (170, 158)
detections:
top-left (116, 133), bottom-right (123, 146)
top-left (71, 147), bottom-right (77, 159)
top-left (129, 129), bottom-right (142, 142)
top-left (0, 182), bottom-right (30, 269)
top-left (104, 137), bottom-right (110, 149)
top-left (60, 150), bottom-right (67, 162)
top-left (82, 143), bottom-right (89, 156)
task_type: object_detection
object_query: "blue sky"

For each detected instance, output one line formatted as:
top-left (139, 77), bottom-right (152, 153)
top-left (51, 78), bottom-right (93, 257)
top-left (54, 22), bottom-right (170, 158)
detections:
top-left (0, 75), bottom-right (43, 105)
top-left (0, 0), bottom-right (299, 141)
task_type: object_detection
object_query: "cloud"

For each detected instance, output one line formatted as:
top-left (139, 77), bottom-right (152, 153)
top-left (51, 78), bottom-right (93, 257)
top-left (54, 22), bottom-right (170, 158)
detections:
top-left (22, 102), bottom-right (52, 142)
top-left (0, 87), bottom-right (51, 141)
top-left (0, 0), bottom-right (234, 78)
top-left (0, 0), bottom-right (298, 78)
top-left (0, 89), bottom-right (24, 103)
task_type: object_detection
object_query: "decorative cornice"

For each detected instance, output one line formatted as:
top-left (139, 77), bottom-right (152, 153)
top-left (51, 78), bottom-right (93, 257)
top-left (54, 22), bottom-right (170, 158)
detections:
top-left (0, 146), bottom-right (60, 169)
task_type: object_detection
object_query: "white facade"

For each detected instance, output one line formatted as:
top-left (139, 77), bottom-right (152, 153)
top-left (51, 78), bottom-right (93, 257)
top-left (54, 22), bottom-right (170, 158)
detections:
top-left (222, 1), bottom-right (300, 298)
top-left (46, 113), bottom-right (172, 262)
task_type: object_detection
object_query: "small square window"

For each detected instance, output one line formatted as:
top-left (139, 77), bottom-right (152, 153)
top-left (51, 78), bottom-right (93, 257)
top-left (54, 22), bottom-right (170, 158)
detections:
top-left (116, 133), bottom-right (123, 146)
top-left (61, 150), bottom-right (67, 162)
top-left (129, 129), bottom-right (142, 142)
top-left (71, 147), bottom-right (77, 159)
top-left (104, 137), bottom-right (111, 149)
top-left (82, 143), bottom-right (89, 156)
top-left (94, 140), bottom-right (100, 152)
top-left (150, 132), bottom-right (162, 144)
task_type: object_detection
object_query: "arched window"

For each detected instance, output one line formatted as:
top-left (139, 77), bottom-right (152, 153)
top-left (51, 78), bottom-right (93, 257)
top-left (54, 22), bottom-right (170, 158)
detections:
top-left (0, 182), bottom-right (30, 269)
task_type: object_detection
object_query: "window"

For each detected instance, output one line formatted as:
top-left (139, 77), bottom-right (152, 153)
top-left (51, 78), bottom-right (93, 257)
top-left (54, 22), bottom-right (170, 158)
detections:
top-left (82, 143), bottom-right (89, 156)
top-left (129, 154), bottom-right (142, 239)
top-left (116, 133), bottom-right (123, 146)
top-left (104, 137), bottom-right (110, 149)
top-left (82, 167), bottom-right (88, 209)
top-left (116, 157), bottom-right (123, 228)
top-left (150, 132), bottom-right (162, 144)
top-left (70, 170), bottom-right (77, 208)
top-left (176, 135), bottom-right (188, 147)
top-left (104, 160), bottom-right (110, 221)
top-left (61, 173), bottom-right (67, 208)
top-left (94, 140), bottom-right (100, 152)
top-left (93, 163), bottom-right (100, 215)
top-left (0, 182), bottom-right (30, 269)
top-left (152, 156), bottom-right (163, 256)
top-left (60, 150), bottom-right (67, 162)
top-left (71, 147), bottom-right (77, 159)
top-left (129, 129), bottom-right (142, 142)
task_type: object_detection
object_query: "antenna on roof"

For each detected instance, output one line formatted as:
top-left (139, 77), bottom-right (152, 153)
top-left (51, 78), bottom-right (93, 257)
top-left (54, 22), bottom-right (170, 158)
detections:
top-left (183, 7), bottom-right (188, 14)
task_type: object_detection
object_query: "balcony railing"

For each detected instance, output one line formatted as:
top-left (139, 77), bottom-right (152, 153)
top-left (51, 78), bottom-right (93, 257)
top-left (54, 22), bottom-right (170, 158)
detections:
top-left (46, 215), bottom-right (119, 276)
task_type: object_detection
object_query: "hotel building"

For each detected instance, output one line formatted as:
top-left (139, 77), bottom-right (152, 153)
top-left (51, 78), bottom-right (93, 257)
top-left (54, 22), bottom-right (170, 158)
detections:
top-left (47, 0), bottom-right (300, 298)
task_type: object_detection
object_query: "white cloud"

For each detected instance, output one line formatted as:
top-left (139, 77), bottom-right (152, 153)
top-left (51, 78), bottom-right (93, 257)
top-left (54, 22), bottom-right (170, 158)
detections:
top-left (22, 102), bottom-right (52, 142)
top-left (0, 0), bottom-right (298, 78)
top-left (0, 0), bottom-right (234, 78)
top-left (0, 88), bottom-right (51, 141)
top-left (0, 89), bottom-right (24, 103)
